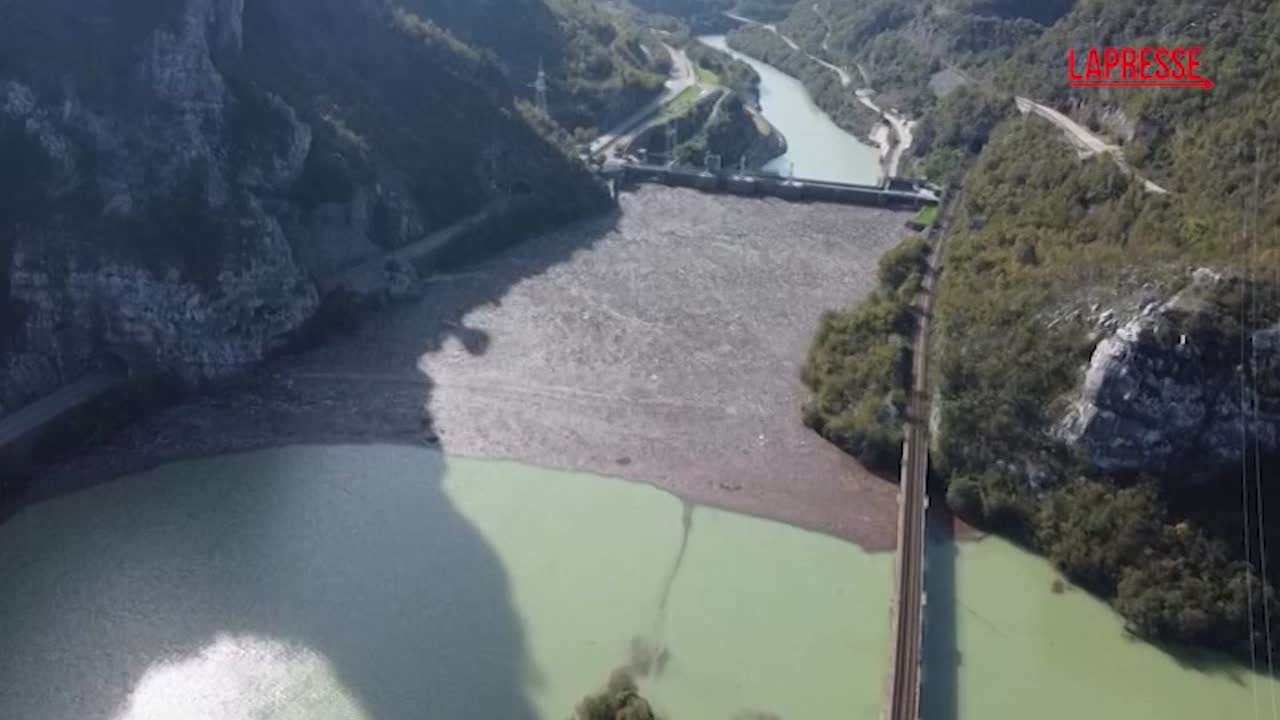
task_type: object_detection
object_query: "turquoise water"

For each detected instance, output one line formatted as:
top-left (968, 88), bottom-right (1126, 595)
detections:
top-left (0, 446), bottom-right (894, 720)
top-left (3, 449), bottom-right (1277, 720)
top-left (925, 534), bottom-right (1280, 720)
top-left (698, 35), bottom-right (881, 186)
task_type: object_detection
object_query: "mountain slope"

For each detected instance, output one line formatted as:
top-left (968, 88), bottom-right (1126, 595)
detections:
top-left (380, 0), bottom-right (674, 133)
top-left (802, 0), bottom-right (1280, 658)
top-left (0, 0), bottom-right (608, 413)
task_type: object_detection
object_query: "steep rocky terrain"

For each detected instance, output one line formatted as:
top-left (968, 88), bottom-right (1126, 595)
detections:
top-left (1059, 270), bottom-right (1280, 481)
top-left (763, 0), bottom-right (1280, 655)
top-left (0, 0), bottom-right (612, 414)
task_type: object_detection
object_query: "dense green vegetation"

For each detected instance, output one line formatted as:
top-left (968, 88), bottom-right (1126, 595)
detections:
top-left (762, 0), bottom-right (1065, 113)
top-left (801, 234), bottom-right (929, 472)
top-left (909, 86), bottom-right (1014, 183)
top-left (933, 114), bottom-right (1279, 656)
top-left (1035, 480), bottom-right (1271, 649)
top-left (685, 40), bottom-right (762, 102)
top-left (244, 0), bottom-right (609, 223)
top-left (627, 0), bottom-right (740, 33)
top-left (792, 0), bottom-right (1280, 658)
top-left (690, 93), bottom-right (783, 168)
top-left (394, 0), bottom-right (671, 133)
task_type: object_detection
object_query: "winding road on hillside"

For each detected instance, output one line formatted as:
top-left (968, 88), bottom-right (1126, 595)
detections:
top-left (938, 64), bottom-right (1170, 194)
top-left (725, 12), bottom-right (799, 50)
top-left (1013, 96), bottom-right (1170, 194)
top-left (817, 11), bottom-right (873, 91)
top-left (812, 3), bottom-right (855, 87)
top-left (589, 43), bottom-right (705, 157)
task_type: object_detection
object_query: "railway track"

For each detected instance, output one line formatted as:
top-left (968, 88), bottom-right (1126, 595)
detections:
top-left (884, 188), bottom-right (953, 720)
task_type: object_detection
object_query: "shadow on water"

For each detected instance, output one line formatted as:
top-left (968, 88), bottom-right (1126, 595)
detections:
top-left (0, 447), bottom-right (539, 720)
top-left (920, 491), bottom-right (960, 720)
top-left (3, 193), bottom-right (629, 720)
top-left (1156, 640), bottom-right (1250, 686)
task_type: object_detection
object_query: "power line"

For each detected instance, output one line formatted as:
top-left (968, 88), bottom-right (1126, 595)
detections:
top-left (1242, 212), bottom-right (1261, 719)
top-left (1248, 141), bottom-right (1277, 714)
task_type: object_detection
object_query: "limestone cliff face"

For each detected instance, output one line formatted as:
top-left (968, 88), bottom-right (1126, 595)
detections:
top-left (1, 0), bottom-right (317, 412)
top-left (1058, 269), bottom-right (1280, 481)
top-left (0, 0), bottom-right (604, 414)
top-left (704, 96), bottom-right (787, 170)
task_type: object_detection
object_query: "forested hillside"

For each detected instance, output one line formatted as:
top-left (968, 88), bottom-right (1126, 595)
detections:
top-left (383, 0), bottom-right (672, 132)
top-left (0, 0), bottom-right (617, 414)
top-left (748, 0), bottom-right (1055, 113)
top-left (799, 0), bottom-right (1280, 659)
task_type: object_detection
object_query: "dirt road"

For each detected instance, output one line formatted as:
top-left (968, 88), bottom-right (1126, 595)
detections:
top-left (1014, 96), bottom-right (1170, 194)
top-left (591, 44), bottom-right (698, 156)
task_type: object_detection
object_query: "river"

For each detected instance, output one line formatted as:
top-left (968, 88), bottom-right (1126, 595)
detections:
top-left (698, 35), bottom-right (881, 186)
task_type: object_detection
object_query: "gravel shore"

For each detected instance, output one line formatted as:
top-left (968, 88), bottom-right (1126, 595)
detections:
top-left (36, 186), bottom-right (912, 550)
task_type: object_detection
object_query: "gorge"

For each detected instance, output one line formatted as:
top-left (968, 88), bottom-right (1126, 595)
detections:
top-left (3, 2), bottom-right (1280, 719)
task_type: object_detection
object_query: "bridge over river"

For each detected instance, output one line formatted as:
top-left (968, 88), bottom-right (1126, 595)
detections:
top-left (883, 188), bottom-right (952, 720)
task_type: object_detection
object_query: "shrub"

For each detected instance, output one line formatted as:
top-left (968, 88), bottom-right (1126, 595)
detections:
top-left (944, 475), bottom-right (984, 520)
top-left (877, 235), bottom-right (929, 293)
top-left (801, 233), bottom-right (928, 472)
top-left (575, 670), bottom-right (660, 720)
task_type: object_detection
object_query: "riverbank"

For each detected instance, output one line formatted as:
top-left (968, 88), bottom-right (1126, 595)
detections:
top-left (698, 35), bottom-right (881, 185)
top-left (721, 13), bottom-right (917, 177)
top-left (31, 187), bottom-right (911, 550)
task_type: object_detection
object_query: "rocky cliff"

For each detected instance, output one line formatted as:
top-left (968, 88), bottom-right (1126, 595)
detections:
top-left (1059, 269), bottom-right (1279, 482)
top-left (702, 94), bottom-right (787, 169)
top-left (0, 0), bottom-right (606, 414)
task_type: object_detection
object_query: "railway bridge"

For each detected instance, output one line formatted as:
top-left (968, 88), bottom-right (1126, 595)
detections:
top-left (883, 188), bottom-right (952, 720)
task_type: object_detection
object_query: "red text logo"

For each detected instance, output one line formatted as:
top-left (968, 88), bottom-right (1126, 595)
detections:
top-left (1068, 46), bottom-right (1214, 90)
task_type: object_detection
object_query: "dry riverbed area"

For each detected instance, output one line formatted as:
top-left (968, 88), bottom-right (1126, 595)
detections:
top-left (38, 187), bottom-right (911, 549)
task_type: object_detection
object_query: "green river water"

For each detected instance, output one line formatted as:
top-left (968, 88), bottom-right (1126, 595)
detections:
top-left (698, 35), bottom-right (881, 186)
top-left (2, 445), bottom-right (1278, 719)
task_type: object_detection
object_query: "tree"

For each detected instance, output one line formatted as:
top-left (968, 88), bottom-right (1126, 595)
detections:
top-left (575, 670), bottom-right (660, 720)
